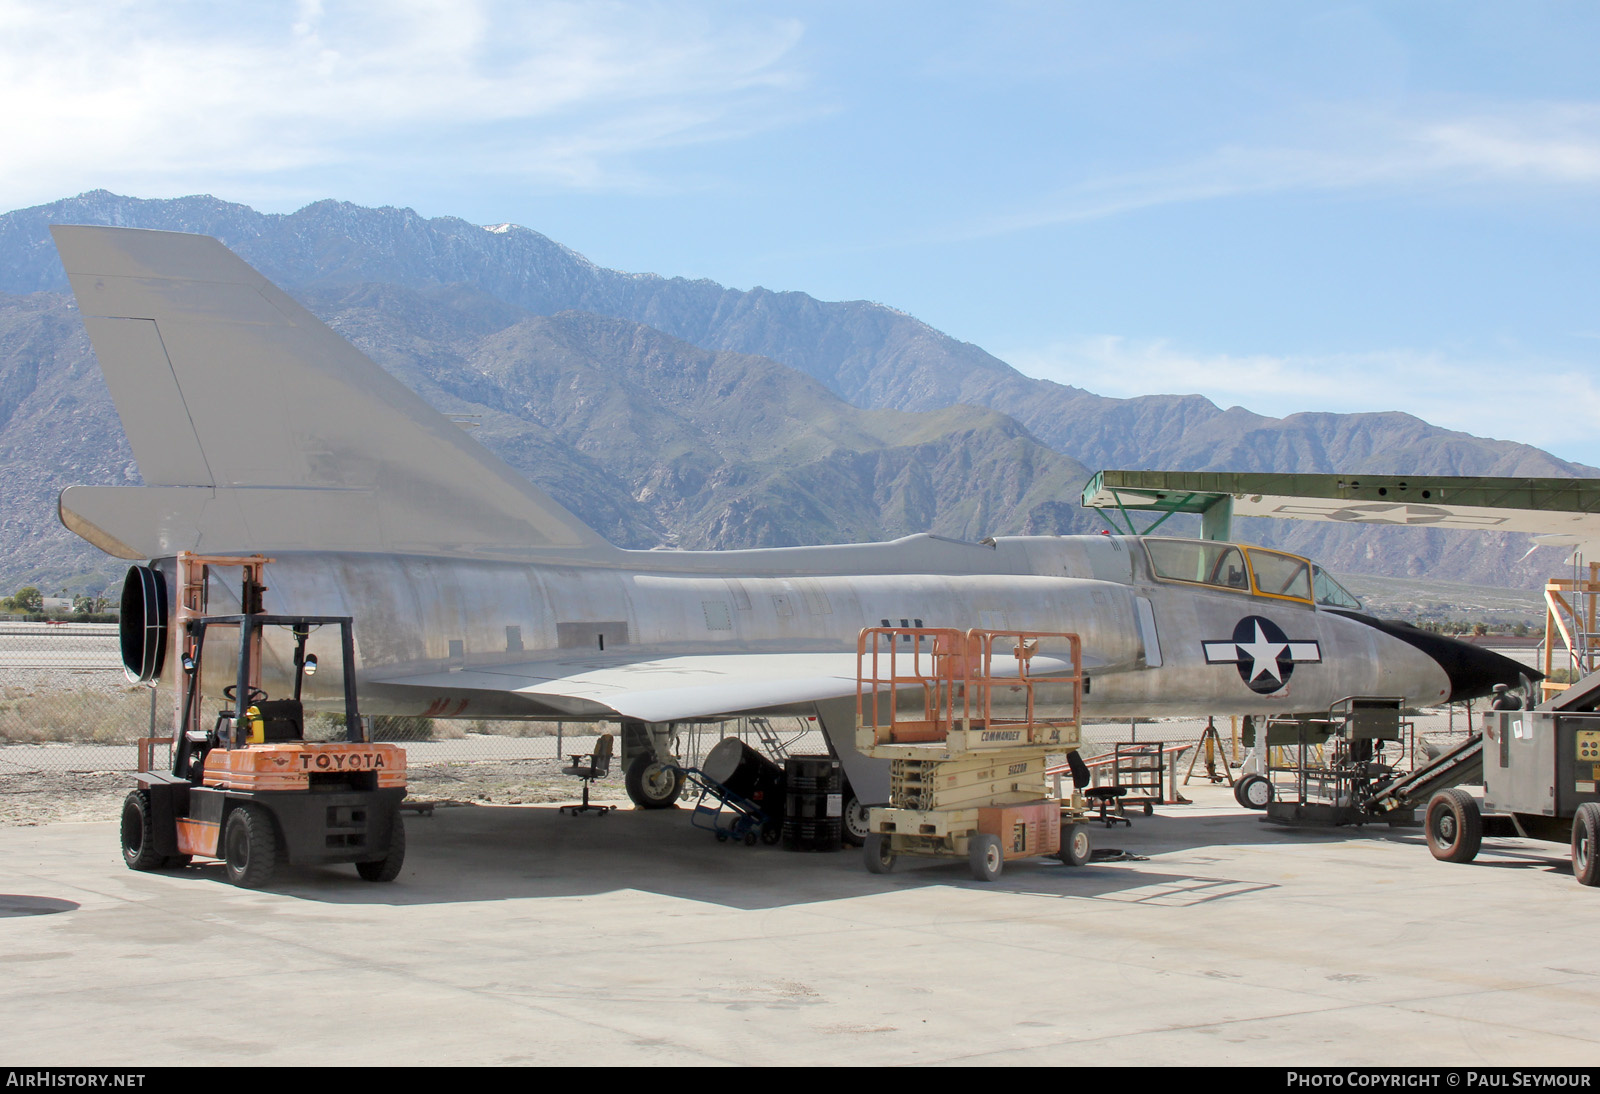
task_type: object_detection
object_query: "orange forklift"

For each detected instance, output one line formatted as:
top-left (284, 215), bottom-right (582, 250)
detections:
top-left (119, 554), bottom-right (406, 888)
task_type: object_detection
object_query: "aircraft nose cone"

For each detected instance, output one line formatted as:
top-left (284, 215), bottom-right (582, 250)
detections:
top-left (1328, 611), bottom-right (1537, 703)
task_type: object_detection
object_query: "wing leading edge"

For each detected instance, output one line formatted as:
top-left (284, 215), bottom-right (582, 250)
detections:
top-left (366, 650), bottom-right (1082, 724)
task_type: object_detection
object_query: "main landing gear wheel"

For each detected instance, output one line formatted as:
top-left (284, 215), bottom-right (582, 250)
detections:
top-left (120, 790), bottom-right (163, 871)
top-left (1234, 774), bottom-right (1273, 810)
top-left (864, 833), bottom-right (896, 874)
top-left (1573, 803), bottom-right (1600, 887)
top-left (356, 812), bottom-right (406, 882)
top-left (842, 792), bottom-right (870, 848)
top-left (1057, 823), bottom-right (1092, 867)
top-left (969, 833), bottom-right (1004, 882)
top-left (223, 802), bottom-right (278, 889)
top-left (1425, 788), bottom-right (1482, 864)
top-left (624, 754), bottom-right (684, 809)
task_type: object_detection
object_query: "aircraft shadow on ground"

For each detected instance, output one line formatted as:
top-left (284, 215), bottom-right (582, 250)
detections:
top-left (162, 804), bottom-right (1285, 910)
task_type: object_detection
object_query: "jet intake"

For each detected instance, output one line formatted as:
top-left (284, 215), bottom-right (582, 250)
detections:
top-left (118, 565), bottom-right (167, 683)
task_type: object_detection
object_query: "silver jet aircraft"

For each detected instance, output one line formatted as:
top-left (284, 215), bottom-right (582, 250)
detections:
top-left (49, 226), bottom-right (1525, 821)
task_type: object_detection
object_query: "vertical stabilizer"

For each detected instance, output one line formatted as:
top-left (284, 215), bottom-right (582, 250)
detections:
top-left (52, 225), bottom-right (613, 561)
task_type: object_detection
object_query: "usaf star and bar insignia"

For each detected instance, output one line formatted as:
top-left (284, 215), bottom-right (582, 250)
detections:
top-left (1202, 615), bottom-right (1322, 695)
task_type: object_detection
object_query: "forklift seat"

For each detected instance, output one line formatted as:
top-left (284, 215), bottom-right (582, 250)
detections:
top-left (560, 733), bottom-right (615, 816)
top-left (257, 699), bottom-right (305, 742)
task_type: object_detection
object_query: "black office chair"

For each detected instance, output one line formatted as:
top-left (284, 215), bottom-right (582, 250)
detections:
top-left (1084, 785), bottom-right (1132, 828)
top-left (560, 733), bottom-right (615, 816)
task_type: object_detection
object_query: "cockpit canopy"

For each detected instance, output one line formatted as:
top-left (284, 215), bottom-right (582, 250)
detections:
top-left (1142, 538), bottom-right (1360, 609)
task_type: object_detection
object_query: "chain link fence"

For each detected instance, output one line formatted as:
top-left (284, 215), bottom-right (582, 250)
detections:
top-left (0, 623), bottom-right (825, 786)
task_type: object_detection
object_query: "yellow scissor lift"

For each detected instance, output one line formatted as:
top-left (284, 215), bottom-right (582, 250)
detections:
top-left (856, 627), bottom-right (1093, 881)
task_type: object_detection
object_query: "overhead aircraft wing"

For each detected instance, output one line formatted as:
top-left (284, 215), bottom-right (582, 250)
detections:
top-left (366, 649), bottom-right (1086, 724)
top-left (1082, 470), bottom-right (1600, 552)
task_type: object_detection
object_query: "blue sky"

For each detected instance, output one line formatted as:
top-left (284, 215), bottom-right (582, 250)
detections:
top-left (2, 1), bottom-right (1597, 463)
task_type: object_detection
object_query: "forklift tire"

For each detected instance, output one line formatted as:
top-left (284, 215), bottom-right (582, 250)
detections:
top-left (1057, 823), bottom-right (1092, 867)
top-left (223, 803), bottom-right (278, 889)
top-left (864, 833), bottom-right (896, 874)
top-left (120, 790), bottom-right (164, 871)
top-left (356, 812), bottom-right (405, 882)
top-left (1572, 803), bottom-right (1600, 887)
top-left (625, 754), bottom-right (684, 809)
top-left (841, 791), bottom-right (870, 848)
top-left (1235, 774), bottom-right (1273, 810)
top-left (1425, 788), bottom-right (1482, 864)
top-left (969, 833), bottom-right (1004, 882)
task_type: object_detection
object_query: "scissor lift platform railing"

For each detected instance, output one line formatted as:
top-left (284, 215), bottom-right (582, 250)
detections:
top-left (854, 627), bottom-right (1094, 880)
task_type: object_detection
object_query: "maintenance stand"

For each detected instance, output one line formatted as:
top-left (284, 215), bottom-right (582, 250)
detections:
top-left (855, 627), bottom-right (1093, 881)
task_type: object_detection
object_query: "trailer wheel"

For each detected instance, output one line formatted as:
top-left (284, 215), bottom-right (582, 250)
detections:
top-left (1058, 823), bottom-right (1092, 867)
top-left (1572, 803), bottom-right (1600, 887)
top-left (864, 833), bottom-right (896, 874)
top-left (842, 792), bottom-right (870, 847)
top-left (356, 812), bottom-right (405, 883)
top-left (760, 822), bottom-right (781, 846)
top-left (969, 834), bottom-right (1004, 882)
top-left (223, 803), bottom-right (278, 889)
top-left (120, 790), bottom-right (164, 871)
top-left (1235, 774), bottom-right (1272, 809)
top-left (1425, 789), bottom-right (1482, 864)
top-left (625, 754), bottom-right (683, 809)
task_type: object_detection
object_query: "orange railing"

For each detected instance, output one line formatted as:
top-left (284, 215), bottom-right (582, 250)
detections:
top-left (855, 627), bottom-right (1082, 747)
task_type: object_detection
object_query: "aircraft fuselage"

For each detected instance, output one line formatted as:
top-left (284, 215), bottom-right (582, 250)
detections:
top-left (171, 531), bottom-right (1473, 724)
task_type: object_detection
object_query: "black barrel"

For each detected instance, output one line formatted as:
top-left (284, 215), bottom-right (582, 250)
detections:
top-left (703, 738), bottom-right (786, 823)
top-left (782, 755), bottom-right (843, 852)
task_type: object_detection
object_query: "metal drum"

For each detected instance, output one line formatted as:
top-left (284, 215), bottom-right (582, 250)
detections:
top-left (783, 755), bottom-right (843, 852)
top-left (702, 738), bottom-right (786, 823)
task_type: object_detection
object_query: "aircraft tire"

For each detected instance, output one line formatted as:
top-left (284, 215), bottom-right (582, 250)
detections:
top-left (356, 812), bottom-right (406, 882)
top-left (120, 790), bottom-right (164, 871)
top-left (1057, 823), bottom-right (1092, 866)
top-left (1572, 803), bottom-right (1600, 887)
top-left (864, 834), bottom-right (895, 874)
top-left (625, 754), bottom-right (683, 809)
top-left (223, 803), bottom-right (279, 889)
top-left (1235, 774), bottom-right (1273, 810)
top-left (969, 834), bottom-right (1003, 882)
top-left (1425, 789), bottom-right (1482, 864)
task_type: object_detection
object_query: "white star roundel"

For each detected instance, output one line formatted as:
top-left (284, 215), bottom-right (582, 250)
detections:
top-left (1202, 615), bottom-right (1322, 695)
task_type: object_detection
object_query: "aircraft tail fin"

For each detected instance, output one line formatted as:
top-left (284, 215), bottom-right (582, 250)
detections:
top-left (51, 225), bottom-right (612, 560)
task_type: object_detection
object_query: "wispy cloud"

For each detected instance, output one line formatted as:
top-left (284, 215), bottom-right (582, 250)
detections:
top-left (0, 0), bottom-right (806, 206)
top-left (1005, 335), bottom-right (1600, 467)
top-left (965, 102), bottom-right (1600, 238)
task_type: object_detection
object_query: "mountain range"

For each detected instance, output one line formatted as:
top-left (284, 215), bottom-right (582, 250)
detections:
top-left (0, 190), bottom-right (1587, 595)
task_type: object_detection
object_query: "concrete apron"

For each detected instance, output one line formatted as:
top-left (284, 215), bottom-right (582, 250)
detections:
top-left (1, 781), bottom-right (1596, 1066)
